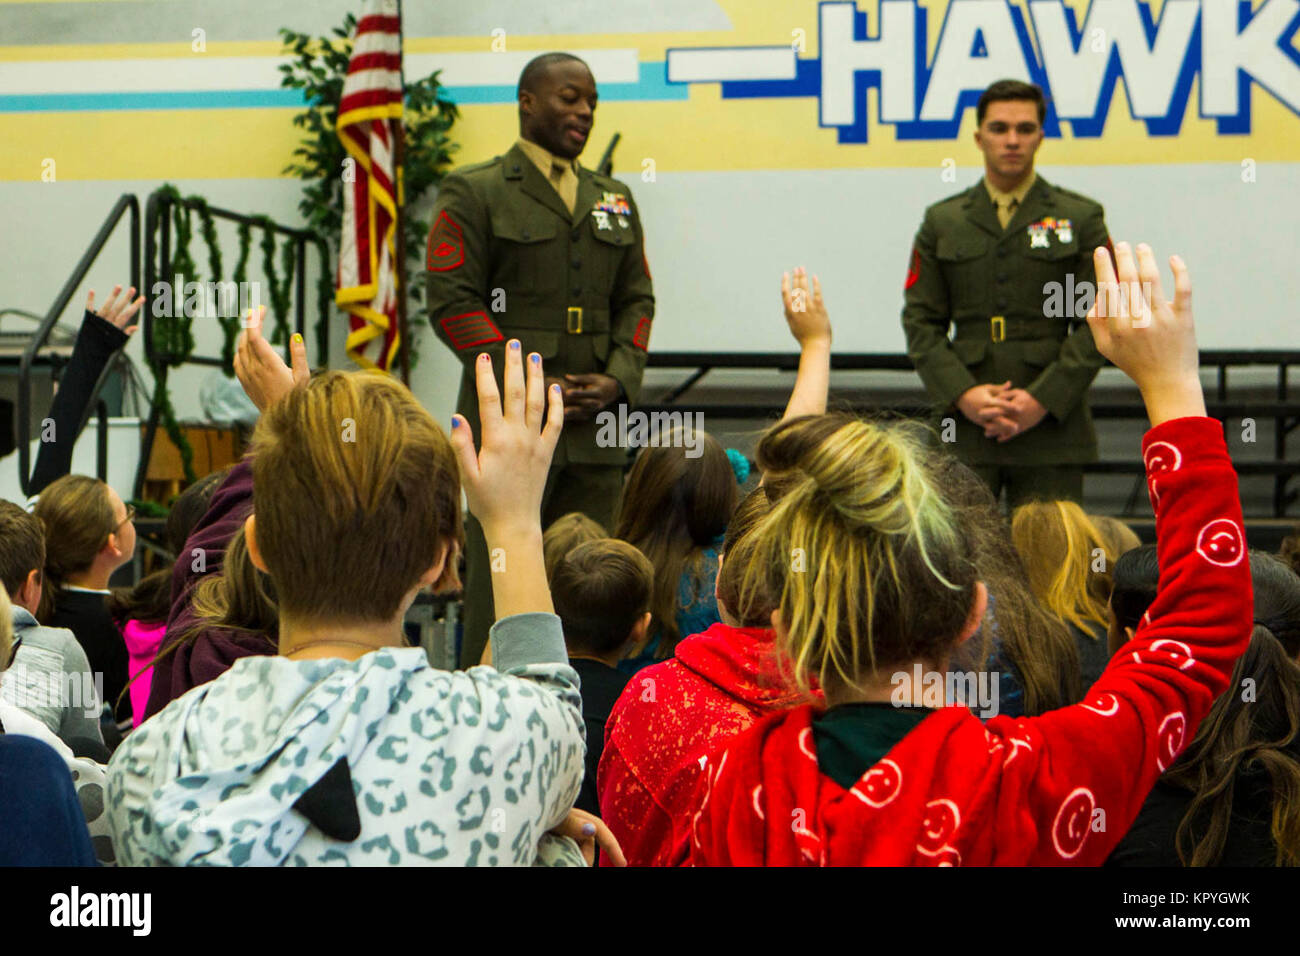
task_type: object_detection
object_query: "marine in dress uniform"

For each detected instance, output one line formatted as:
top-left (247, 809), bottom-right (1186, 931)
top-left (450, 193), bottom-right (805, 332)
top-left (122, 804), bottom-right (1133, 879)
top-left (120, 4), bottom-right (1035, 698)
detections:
top-left (426, 55), bottom-right (654, 667)
top-left (901, 84), bottom-right (1112, 508)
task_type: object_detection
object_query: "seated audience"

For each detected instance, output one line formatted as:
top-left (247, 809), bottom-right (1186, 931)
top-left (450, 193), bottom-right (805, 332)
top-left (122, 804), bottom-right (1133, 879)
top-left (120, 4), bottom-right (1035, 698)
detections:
top-left (1107, 548), bottom-right (1300, 865)
top-left (107, 313), bottom-right (591, 865)
top-left (1010, 500), bottom-right (1113, 688)
top-left (0, 501), bottom-right (105, 753)
top-left (613, 432), bottom-right (736, 674)
top-left (143, 457), bottom-right (275, 719)
top-left (550, 538), bottom-right (652, 815)
top-left (928, 455), bottom-right (1081, 718)
top-left (686, 242), bottom-right (1254, 865)
top-left (110, 468), bottom-right (227, 725)
top-left (543, 512), bottom-right (606, 584)
top-left (601, 486), bottom-right (818, 865)
top-left (33, 474), bottom-right (136, 729)
top-left (0, 583), bottom-right (114, 865)
top-left (613, 267), bottom-right (832, 676)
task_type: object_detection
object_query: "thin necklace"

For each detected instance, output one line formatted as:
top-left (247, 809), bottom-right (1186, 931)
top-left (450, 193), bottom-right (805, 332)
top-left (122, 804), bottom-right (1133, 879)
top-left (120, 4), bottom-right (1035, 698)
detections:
top-left (282, 639), bottom-right (397, 659)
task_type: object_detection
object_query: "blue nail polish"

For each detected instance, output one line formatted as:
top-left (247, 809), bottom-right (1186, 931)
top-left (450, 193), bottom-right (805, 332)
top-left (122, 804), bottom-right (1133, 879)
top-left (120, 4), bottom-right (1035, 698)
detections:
top-left (581, 823), bottom-right (597, 836)
top-left (450, 415), bottom-right (461, 429)
top-left (530, 353), bottom-right (540, 364)
top-left (509, 340), bottom-right (520, 350)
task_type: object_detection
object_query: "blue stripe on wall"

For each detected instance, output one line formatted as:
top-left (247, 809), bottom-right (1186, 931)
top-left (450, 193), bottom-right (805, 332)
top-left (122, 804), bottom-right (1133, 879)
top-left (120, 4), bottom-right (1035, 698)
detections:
top-left (0, 62), bottom-right (686, 113)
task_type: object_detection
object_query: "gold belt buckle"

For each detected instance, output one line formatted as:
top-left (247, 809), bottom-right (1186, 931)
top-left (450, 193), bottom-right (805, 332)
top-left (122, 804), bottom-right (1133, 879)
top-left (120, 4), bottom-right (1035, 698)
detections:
top-left (990, 315), bottom-right (1006, 343)
top-left (566, 307), bottom-right (583, 334)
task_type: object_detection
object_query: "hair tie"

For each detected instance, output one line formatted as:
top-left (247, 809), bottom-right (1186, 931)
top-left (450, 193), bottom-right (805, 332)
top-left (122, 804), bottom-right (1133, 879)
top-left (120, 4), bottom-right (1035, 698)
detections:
top-left (726, 448), bottom-right (751, 486)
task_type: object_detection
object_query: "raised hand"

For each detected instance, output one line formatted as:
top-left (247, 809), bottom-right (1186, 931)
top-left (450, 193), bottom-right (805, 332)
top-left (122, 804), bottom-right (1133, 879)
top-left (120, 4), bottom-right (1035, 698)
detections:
top-left (449, 341), bottom-right (563, 540)
top-left (86, 284), bottom-right (145, 336)
top-left (233, 305), bottom-right (309, 412)
top-left (1086, 242), bottom-right (1203, 427)
top-left (781, 267), bottom-right (831, 347)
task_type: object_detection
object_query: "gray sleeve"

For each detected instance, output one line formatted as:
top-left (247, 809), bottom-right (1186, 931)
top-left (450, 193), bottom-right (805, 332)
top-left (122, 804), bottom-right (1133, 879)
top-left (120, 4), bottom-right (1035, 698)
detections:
top-left (56, 634), bottom-right (106, 747)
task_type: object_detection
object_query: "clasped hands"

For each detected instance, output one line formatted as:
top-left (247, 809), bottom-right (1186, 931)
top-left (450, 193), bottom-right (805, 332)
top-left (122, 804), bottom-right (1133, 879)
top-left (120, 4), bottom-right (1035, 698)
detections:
top-left (545, 372), bottom-right (620, 422)
top-left (957, 381), bottom-right (1047, 442)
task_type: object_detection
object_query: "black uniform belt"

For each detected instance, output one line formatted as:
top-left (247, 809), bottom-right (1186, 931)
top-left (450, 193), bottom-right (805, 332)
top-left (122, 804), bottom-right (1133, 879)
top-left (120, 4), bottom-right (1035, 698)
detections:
top-left (953, 316), bottom-right (1068, 343)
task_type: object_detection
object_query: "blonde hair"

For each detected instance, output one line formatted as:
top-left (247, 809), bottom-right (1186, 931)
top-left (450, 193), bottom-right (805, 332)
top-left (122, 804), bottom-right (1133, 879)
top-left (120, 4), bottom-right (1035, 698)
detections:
top-left (543, 512), bottom-right (606, 585)
top-left (1010, 501), bottom-right (1111, 636)
top-left (249, 371), bottom-right (463, 624)
top-left (738, 416), bottom-right (978, 693)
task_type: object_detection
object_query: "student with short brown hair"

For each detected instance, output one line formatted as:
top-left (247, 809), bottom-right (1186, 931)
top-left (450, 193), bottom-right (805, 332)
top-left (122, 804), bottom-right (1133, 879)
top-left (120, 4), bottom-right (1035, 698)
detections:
top-left (107, 310), bottom-right (593, 866)
top-left (551, 538), bottom-right (651, 815)
top-left (0, 501), bottom-right (104, 750)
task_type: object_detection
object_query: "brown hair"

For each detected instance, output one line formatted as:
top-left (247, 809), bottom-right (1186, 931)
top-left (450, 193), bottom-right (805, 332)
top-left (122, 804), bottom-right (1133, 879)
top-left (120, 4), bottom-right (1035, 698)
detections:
top-left (977, 79), bottom-right (1047, 125)
top-left (551, 539), bottom-right (653, 656)
top-left (615, 428), bottom-right (737, 657)
top-left (1164, 627), bottom-right (1300, 866)
top-left (108, 469), bottom-right (229, 631)
top-left (543, 512), bottom-right (606, 585)
top-left (1011, 501), bottom-right (1111, 637)
top-left (33, 474), bottom-right (118, 622)
top-left (738, 415), bottom-right (978, 693)
top-left (249, 371), bottom-right (462, 624)
top-left (930, 455), bottom-right (1082, 715)
top-left (0, 500), bottom-right (45, 599)
top-left (1280, 524), bottom-right (1300, 580)
top-left (0, 583), bottom-right (12, 673)
top-left (715, 486), bottom-right (776, 628)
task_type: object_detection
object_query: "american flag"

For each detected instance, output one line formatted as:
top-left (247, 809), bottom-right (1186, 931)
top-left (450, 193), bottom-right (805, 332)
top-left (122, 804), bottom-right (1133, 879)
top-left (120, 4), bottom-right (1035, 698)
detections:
top-left (336, 0), bottom-right (403, 371)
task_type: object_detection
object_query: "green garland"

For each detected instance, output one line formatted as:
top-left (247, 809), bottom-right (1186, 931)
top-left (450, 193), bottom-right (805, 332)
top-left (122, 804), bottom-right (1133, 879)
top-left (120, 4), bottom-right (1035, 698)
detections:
top-left (253, 217), bottom-right (296, 346)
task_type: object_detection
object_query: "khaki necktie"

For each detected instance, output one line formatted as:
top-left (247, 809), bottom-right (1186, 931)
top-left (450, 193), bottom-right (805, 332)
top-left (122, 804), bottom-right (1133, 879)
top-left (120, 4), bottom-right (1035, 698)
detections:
top-left (997, 197), bottom-right (1019, 230)
top-left (551, 162), bottom-right (577, 215)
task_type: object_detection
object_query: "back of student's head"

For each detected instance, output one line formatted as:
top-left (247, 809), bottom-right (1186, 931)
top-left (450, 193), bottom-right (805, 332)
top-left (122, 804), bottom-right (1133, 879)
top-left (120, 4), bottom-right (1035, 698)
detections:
top-left (1089, 515), bottom-right (1141, 562)
top-left (715, 486), bottom-right (776, 628)
top-left (1110, 543), bottom-right (1159, 633)
top-left (249, 370), bottom-right (462, 623)
top-left (551, 539), bottom-right (652, 657)
top-left (33, 474), bottom-right (118, 619)
top-left (1163, 626), bottom-right (1300, 865)
top-left (0, 500), bottom-right (45, 603)
top-left (166, 468), bottom-right (229, 556)
top-left (615, 428), bottom-right (737, 651)
top-left (543, 512), bottom-right (606, 585)
top-left (756, 412), bottom-right (859, 503)
top-left (926, 454), bottom-right (1081, 713)
top-left (739, 416), bottom-right (978, 693)
top-left (1113, 548), bottom-right (1300, 659)
top-left (1010, 500), bottom-right (1110, 635)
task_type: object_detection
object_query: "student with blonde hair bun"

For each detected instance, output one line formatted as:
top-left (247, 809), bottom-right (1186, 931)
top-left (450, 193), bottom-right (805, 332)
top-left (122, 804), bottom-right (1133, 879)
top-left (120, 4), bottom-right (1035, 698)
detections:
top-left (1011, 500), bottom-right (1113, 687)
top-left (689, 242), bottom-right (1253, 866)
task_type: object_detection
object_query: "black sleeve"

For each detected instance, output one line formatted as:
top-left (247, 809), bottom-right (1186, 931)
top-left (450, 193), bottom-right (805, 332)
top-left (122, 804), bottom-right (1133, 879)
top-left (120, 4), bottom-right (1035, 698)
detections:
top-left (29, 311), bottom-right (129, 496)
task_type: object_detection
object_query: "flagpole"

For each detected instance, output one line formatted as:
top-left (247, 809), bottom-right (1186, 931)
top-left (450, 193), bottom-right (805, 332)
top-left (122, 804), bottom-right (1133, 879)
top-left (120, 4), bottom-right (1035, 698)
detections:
top-left (394, 0), bottom-right (411, 385)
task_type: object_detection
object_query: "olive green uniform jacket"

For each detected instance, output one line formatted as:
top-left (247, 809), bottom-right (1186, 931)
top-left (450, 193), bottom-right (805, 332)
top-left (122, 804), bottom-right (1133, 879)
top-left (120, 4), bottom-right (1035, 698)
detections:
top-left (425, 143), bottom-right (654, 467)
top-left (901, 175), bottom-right (1111, 465)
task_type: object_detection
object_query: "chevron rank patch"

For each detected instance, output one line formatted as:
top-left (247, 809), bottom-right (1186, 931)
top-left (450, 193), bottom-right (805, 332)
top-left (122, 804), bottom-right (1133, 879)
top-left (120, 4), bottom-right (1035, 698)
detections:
top-left (426, 211), bottom-right (465, 271)
top-left (440, 310), bottom-right (504, 350)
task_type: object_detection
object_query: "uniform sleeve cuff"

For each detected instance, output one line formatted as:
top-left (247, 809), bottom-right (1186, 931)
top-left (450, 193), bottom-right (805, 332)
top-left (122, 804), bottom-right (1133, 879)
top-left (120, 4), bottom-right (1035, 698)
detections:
top-left (489, 612), bottom-right (569, 672)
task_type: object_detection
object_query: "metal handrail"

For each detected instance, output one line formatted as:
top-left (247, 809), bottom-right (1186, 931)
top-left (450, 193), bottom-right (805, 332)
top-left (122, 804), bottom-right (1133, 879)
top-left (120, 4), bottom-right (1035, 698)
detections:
top-left (18, 194), bottom-right (140, 497)
top-left (135, 187), bottom-right (330, 499)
